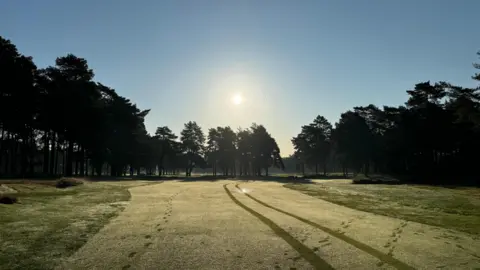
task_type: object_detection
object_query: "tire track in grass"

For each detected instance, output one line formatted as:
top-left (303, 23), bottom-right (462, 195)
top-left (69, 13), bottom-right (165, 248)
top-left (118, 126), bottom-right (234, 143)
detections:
top-left (236, 184), bottom-right (415, 270)
top-left (223, 184), bottom-right (334, 270)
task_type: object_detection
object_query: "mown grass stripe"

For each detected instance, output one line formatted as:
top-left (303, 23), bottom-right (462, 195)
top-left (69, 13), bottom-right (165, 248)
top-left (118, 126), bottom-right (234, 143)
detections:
top-left (223, 184), bottom-right (334, 270)
top-left (236, 184), bottom-right (415, 270)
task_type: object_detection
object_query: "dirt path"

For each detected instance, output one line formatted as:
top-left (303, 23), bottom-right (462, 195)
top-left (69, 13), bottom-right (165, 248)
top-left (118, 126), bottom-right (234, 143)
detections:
top-left (57, 180), bottom-right (480, 269)
top-left (57, 181), bottom-right (313, 270)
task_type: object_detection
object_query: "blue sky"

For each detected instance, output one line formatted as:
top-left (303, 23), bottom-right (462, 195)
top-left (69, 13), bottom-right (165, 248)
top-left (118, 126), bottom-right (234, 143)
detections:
top-left (2, 0), bottom-right (479, 156)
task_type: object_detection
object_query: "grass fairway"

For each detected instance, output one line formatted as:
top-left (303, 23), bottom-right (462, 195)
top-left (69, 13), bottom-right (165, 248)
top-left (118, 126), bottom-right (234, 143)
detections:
top-left (0, 180), bottom-right (149, 270)
top-left (285, 180), bottom-right (480, 235)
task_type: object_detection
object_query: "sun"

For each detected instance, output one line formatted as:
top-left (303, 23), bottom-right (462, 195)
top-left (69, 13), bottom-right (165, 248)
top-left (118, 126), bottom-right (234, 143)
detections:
top-left (232, 94), bottom-right (243, 105)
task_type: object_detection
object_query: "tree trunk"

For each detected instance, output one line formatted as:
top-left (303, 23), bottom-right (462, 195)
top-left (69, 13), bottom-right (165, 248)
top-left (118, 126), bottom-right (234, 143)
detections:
top-left (95, 163), bottom-right (102, 176)
top-left (50, 132), bottom-right (56, 175)
top-left (63, 146), bottom-right (67, 175)
top-left (29, 135), bottom-right (35, 175)
top-left (85, 159), bottom-right (89, 176)
top-left (74, 148), bottom-right (79, 176)
top-left (54, 144), bottom-right (59, 175)
top-left (10, 135), bottom-right (17, 175)
top-left (4, 135), bottom-right (9, 175)
top-left (66, 140), bottom-right (74, 176)
top-left (79, 147), bottom-right (85, 176)
top-left (20, 137), bottom-right (28, 176)
top-left (0, 128), bottom-right (3, 175)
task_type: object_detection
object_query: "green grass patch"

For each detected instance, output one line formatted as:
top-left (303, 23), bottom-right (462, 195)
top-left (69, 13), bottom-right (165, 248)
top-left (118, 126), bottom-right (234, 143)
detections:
top-left (285, 181), bottom-right (480, 235)
top-left (0, 180), bottom-right (150, 270)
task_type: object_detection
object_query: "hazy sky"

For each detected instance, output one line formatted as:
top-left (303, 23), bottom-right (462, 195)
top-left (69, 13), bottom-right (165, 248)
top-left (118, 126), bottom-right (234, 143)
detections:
top-left (2, 0), bottom-right (479, 156)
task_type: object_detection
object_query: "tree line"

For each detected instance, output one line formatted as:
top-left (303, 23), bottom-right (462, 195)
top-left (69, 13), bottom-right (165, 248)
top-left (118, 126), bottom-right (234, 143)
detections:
top-left (3, 34), bottom-right (479, 184)
top-left (0, 36), bottom-right (284, 178)
top-left (292, 50), bottom-right (480, 185)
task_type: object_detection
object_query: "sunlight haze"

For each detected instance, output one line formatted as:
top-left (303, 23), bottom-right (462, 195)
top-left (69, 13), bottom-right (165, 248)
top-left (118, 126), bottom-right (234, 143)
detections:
top-left (232, 94), bottom-right (243, 105)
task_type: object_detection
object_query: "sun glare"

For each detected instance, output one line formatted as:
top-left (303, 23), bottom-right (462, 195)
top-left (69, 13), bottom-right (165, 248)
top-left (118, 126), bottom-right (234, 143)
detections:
top-left (232, 94), bottom-right (243, 105)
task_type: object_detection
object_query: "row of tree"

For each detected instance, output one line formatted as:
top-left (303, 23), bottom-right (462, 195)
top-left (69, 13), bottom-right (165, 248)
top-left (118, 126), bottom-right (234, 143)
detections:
top-left (292, 51), bottom-right (480, 185)
top-left (0, 36), bottom-right (284, 178)
top-left (4, 34), bottom-right (478, 184)
top-left (206, 124), bottom-right (284, 177)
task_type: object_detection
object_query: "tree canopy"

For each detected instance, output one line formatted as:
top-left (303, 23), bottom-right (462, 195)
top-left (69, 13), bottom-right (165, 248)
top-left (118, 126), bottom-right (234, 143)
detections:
top-left (0, 36), bottom-right (284, 178)
top-left (2, 35), bottom-right (479, 185)
top-left (292, 51), bottom-right (480, 185)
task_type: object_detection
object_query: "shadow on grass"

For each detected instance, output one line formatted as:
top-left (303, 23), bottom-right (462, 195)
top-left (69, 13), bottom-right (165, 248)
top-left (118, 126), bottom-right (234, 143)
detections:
top-left (178, 175), bottom-right (316, 184)
top-left (85, 175), bottom-right (176, 182)
top-left (303, 174), bottom-right (353, 179)
top-left (352, 173), bottom-right (480, 187)
top-left (1, 175), bottom-right (317, 185)
top-left (83, 174), bottom-right (317, 184)
top-left (352, 174), bottom-right (403, 185)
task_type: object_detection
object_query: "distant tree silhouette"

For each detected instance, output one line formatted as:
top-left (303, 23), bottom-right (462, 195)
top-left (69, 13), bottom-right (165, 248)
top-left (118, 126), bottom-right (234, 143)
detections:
top-left (247, 123), bottom-right (284, 176)
top-left (180, 121), bottom-right (205, 176)
top-left (206, 128), bottom-right (221, 176)
top-left (293, 51), bottom-right (480, 185)
top-left (206, 126), bottom-right (236, 176)
top-left (3, 34), bottom-right (478, 185)
top-left (0, 36), bottom-right (156, 177)
top-left (292, 116), bottom-right (332, 175)
top-left (0, 36), bottom-right (287, 178)
top-left (154, 126), bottom-right (178, 175)
top-left (204, 124), bottom-right (284, 177)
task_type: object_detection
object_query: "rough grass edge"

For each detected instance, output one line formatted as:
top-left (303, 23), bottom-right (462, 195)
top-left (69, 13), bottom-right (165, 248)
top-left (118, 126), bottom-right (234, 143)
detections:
top-left (0, 194), bottom-right (18, 204)
top-left (352, 173), bottom-right (401, 185)
top-left (284, 183), bottom-right (480, 235)
top-left (55, 178), bottom-right (84, 188)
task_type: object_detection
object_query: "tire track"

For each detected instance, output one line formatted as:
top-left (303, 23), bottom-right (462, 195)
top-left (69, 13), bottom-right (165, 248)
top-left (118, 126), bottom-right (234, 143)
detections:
top-left (236, 184), bottom-right (415, 270)
top-left (223, 184), bottom-right (334, 270)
